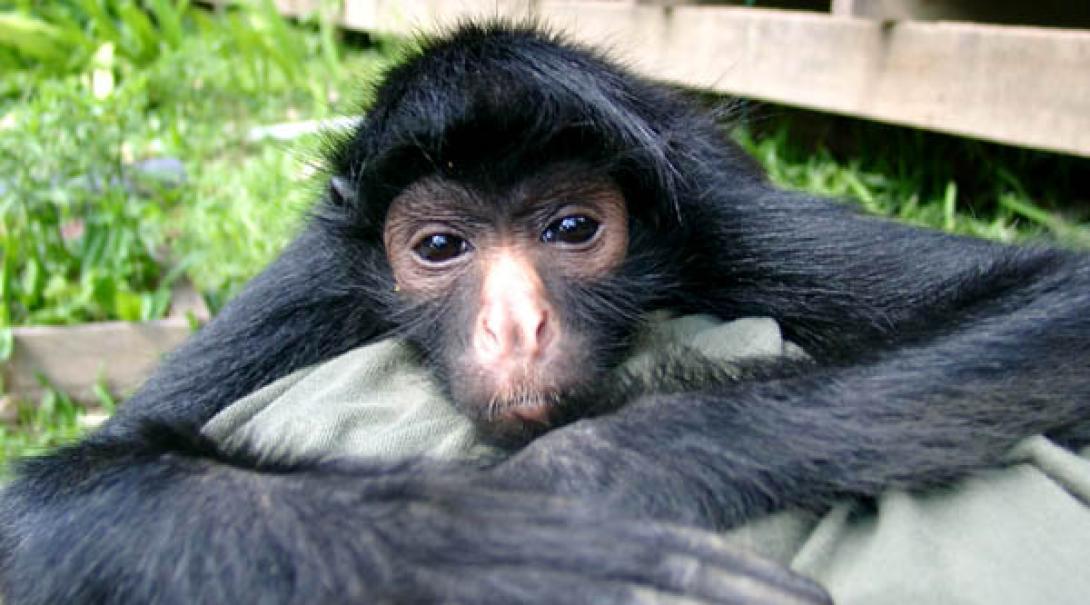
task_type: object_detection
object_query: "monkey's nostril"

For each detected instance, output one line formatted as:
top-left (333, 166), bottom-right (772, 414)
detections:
top-left (482, 318), bottom-right (498, 342)
top-left (532, 311), bottom-right (551, 355)
top-left (476, 311), bottom-right (508, 357)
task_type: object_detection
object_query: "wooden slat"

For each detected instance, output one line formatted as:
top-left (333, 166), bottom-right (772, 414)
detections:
top-left (342, 0), bottom-right (534, 32)
top-left (831, 0), bottom-right (1090, 28)
top-left (1, 320), bottom-right (193, 408)
top-left (271, 0), bottom-right (324, 17)
top-left (342, 0), bottom-right (1090, 158)
top-left (1, 283), bottom-right (206, 411)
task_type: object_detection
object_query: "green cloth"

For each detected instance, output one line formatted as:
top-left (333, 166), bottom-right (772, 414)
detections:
top-left (724, 438), bottom-right (1090, 605)
top-left (202, 315), bottom-right (1090, 604)
top-left (203, 338), bottom-right (494, 462)
top-left (202, 314), bottom-right (799, 462)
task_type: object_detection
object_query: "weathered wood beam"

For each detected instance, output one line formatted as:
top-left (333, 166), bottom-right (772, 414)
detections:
top-left (340, 1), bottom-right (1090, 158)
top-left (2, 320), bottom-right (191, 414)
top-left (2, 286), bottom-right (208, 411)
top-left (831, 0), bottom-right (1090, 29)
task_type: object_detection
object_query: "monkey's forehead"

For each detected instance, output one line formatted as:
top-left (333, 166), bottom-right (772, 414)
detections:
top-left (386, 163), bottom-right (625, 221)
top-left (330, 22), bottom-right (686, 209)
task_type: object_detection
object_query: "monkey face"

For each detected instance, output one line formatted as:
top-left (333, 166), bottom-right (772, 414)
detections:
top-left (382, 163), bottom-right (631, 443)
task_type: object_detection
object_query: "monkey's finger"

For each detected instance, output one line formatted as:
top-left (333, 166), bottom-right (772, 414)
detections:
top-left (630, 551), bottom-right (829, 605)
top-left (436, 522), bottom-right (827, 604)
top-left (624, 523), bottom-right (831, 605)
top-left (509, 510), bottom-right (829, 604)
top-left (420, 565), bottom-right (778, 605)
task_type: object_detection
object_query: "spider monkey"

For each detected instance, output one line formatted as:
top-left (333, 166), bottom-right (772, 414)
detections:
top-left (3, 22), bottom-right (1089, 605)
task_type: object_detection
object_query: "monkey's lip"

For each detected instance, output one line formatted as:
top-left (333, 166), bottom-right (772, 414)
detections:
top-left (507, 400), bottom-right (554, 424)
top-left (492, 392), bottom-right (562, 426)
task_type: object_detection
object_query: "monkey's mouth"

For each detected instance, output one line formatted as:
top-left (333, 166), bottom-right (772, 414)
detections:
top-left (489, 390), bottom-right (563, 426)
top-left (467, 388), bottom-right (569, 446)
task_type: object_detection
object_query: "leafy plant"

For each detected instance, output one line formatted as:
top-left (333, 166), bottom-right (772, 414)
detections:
top-left (1, 1), bottom-right (387, 329)
top-left (172, 139), bottom-right (321, 309)
top-left (0, 78), bottom-right (174, 326)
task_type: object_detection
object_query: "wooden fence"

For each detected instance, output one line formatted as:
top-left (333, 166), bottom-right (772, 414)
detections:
top-left (278, 0), bottom-right (1090, 158)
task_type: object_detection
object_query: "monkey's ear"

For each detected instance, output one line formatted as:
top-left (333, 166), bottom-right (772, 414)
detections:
top-left (329, 175), bottom-right (357, 207)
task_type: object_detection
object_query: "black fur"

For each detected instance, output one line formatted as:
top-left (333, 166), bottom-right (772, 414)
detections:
top-left (3, 22), bottom-right (1090, 604)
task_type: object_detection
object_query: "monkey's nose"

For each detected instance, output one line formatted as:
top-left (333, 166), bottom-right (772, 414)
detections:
top-left (474, 252), bottom-right (554, 363)
top-left (477, 297), bottom-right (551, 360)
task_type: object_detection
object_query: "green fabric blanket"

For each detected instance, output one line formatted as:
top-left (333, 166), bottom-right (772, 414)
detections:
top-left (202, 315), bottom-right (1090, 605)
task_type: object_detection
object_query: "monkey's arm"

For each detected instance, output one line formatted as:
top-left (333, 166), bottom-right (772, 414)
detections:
top-left (501, 220), bottom-right (1090, 528)
top-left (0, 429), bottom-right (828, 605)
top-left (686, 188), bottom-right (1079, 361)
top-left (108, 225), bottom-right (390, 432)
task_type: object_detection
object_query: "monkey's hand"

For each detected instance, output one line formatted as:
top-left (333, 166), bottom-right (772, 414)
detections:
top-left (371, 481), bottom-right (830, 605)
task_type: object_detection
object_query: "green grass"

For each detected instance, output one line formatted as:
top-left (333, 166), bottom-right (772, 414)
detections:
top-left (172, 136), bottom-right (327, 309)
top-left (732, 105), bottom-right (1090, 247)
top-left (1, 79), bottom-right (177, 327)
top-left (1, 1), bottom-right (399, 330)
top-left (1, 1), bottom-right (399, 467)
top-left (0, 383), bottom-right (113, 475)
top-left (2, 4), bottom-right (1088, 467)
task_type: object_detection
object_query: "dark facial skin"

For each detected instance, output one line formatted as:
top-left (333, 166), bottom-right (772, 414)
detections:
top-left (383, 165), bottom-right (628, 441)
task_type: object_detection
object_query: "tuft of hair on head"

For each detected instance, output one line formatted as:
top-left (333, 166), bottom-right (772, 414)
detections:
top-left (317, 20), bottom-right (709, 237)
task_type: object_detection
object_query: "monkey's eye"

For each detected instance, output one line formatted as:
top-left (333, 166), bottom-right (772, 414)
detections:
top-left (541, 215), bottom-right (599, 245)
top-left (413, 233), bottom-right (470, 264)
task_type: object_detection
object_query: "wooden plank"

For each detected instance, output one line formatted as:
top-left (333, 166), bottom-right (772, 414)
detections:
top-left (348, 1), bottom-right (1090, 158)
top-left (272, 0), bottom-right (325, 17)
top-left (2, 319), bottom-right (193, 407)
top-left (831, 1), bottom-right (1090, 29)
top-left (1, 283), bottom-right (205, 411)
top-left (343, 0), bottom-right (535, 32)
